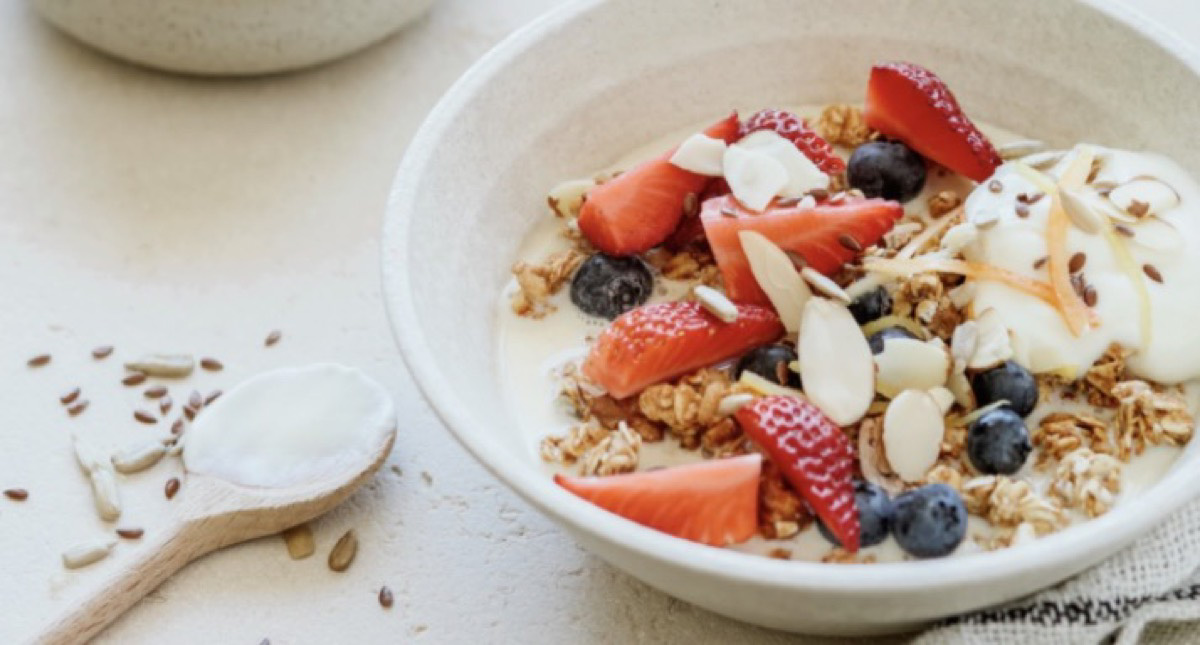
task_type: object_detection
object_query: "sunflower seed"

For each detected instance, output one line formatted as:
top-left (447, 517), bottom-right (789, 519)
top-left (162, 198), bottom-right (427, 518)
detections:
top-left (111, 441), bottom-right (167, 474)
top-left (122, 373), bottom-right (148, 387)
top-left (116, 527), bottom-right (144, 540)
top-left (62, 540), bottom-right (115, 569)
top-left (164, 477), bottom-right (180, 500)
top-left (67, 400), bottom-right (89, 416)
top-left (1143, 264), bottom-right (1164, 283)
top-left (92, 345), bottom-right (114, 359)
top-left (133, 410), bottom-right (158, 425)
top-left (200, 357), bottom-right (223, 372)
top-left (60, 387), bottom-right (81, 405)
top-left (124, 354), bottom-right (194, 378)
top-left (328, 530), bottom-right (358, 572)
top-left (143, 385), bottom-right (168, 399)
top-left (4, 488), bottom-right (28, 501)
top-left (90, 467), bottom-right (122, 521)
top-left (378, 586), bottom-right (394, 609)
top-left (265, 330), bottom-right (282, 347)
top-left (27, 354), bottom-right (50, 367)
top-left (281, 524), bottom-right (315, 560)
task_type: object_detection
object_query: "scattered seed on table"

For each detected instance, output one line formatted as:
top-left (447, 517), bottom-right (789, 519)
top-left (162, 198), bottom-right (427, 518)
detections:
top-left (265, 330), bottom-right (282, 347)
top-left (60, 387), bottom-right (81, 405)
top-left (27, 354), bottom-right (50, 368)
top-left (116, 527), bottom-right (144, 540)
top-left (124, 354), bottom-right (194, 378)
top-left (200, 357), bottom-right (223, 372)
top-left (67, 400), bottom-right (89, 417)
top-left (92, 345), bottom-right (114, 360)
top-left (164, 477), bottom-right (180, 500)
top-left (281, 524), bottom-right (315, 560)
top-left (205, 390), bottom-right (222, 405)
top-left (328, 529), bottom-right (358, 572)
top-left (378, 586), bottom-right (394, 609)
top-left (133, 410), bottom-right (158, 424)
top-left (171, 419), bottom-right (185, 435)
top-left (62, 540), bottom-right (115, 569)
top-left (160, 396), bottom-right (173, 415)
top-left (143, 385), bottom-right (168, 399)
top-left (4, 488), bottom-right (28, 501)
top-left (122, 373), bottom-right (148, 387)
top-left (188, 391), bottom-right (204, 409)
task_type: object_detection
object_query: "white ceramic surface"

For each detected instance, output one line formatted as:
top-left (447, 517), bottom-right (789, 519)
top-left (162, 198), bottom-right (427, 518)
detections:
top-left (32, 0), bottom-right (436, 75)
top-left (383, 0), bottom-right (1200, 634)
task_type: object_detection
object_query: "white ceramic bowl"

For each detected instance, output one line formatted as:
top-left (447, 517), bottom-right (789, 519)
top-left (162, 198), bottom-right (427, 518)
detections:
top-left (33, 0), bottom-right (436, 75)
top-left (383, 0), bottom-right (1200, 634)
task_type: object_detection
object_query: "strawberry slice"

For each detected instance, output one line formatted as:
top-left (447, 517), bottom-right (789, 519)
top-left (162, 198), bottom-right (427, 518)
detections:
top-left (701, 194), bottom-right (903, 305)
top-left (741, 109), bottom-right (845, 175)
top-left (865, 62), bottom-right (1001, 182)
top-left (735, 396), bottom-right (860, 552)
top-left (555, 454), bottom-right (763, 546)
top-left (582, 300), bottom-right (783, 399)
top-left (578, 113), bottom-right (740, 255)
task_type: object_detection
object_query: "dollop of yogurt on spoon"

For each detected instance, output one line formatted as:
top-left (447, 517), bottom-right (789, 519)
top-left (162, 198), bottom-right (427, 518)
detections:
top-left (183, 364), bottom-right (396, 488)
top-left (963, 145), bottom-right (1200, 383)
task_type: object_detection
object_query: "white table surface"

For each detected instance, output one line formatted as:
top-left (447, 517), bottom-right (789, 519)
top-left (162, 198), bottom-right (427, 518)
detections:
top-left (2, 1), bottom-right (1196, 643)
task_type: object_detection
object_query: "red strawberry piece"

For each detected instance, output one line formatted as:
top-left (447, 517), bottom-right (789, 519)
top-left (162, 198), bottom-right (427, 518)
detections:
top-left (735, 396), bottom-right (860, 552)
top-left (555, 453), bottom-right (763, 546)
top-left (665, 178), bottom-right (733, 250)
top-left (582, 300), bottom-right (783, 399)
top-left (578, 113), bottom-right (740, 255)
top-left (701, 194), bottom-right (903, 305)
top-left (741, 109), bottom-right (846, 175)
top-left (865, 61), bottom-right (1002, 182)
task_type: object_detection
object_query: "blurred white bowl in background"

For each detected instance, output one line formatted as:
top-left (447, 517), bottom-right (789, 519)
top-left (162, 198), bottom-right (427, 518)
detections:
top-left (33, 0), bottom-right (437, 75)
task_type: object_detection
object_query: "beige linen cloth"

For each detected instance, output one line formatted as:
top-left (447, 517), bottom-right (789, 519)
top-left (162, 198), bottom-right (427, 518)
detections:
top-left (915, 498), bottom-right (1200, 644)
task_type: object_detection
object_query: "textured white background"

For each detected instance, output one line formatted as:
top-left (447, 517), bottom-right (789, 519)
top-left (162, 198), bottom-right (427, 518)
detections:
top-left (0, 1), bottom-right (1195, 643)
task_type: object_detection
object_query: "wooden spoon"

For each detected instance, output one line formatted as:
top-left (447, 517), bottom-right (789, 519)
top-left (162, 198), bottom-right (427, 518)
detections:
top-left (37, 387), bottom-right (396, 643)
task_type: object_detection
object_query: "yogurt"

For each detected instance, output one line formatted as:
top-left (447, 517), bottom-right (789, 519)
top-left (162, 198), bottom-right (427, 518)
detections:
top-left (183, 364), bottom-right (396, 488)
top-left (964, 146), bottom-right (1200, 382)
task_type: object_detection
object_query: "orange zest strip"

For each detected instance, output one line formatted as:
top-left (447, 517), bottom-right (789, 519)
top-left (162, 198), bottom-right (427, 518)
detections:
top-left (1045, 148), bottom-right (1097, 336)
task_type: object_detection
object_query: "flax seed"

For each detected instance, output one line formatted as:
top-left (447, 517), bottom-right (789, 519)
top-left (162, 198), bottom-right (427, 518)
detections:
top-left (1143, 264), bottom-right (1163, 283)
top-left (379, 586), bottom-right (394, 609)
top-left (988, 180), bottom-right (1003, 193)
top-left (1115, 224), bottom-right (1134, 237)
top-left (1083, 285), bottom-right (1098, 307)
top-left (116, 527), bottom-right (144, 540)
top-left (122, 373), bottom-right (148, 387)
top-left (67, 400), bottom-right (89, 416)
top-left (159, 396), bottom-right (173, 415)
top-left (183, 405), bottom-right (196, 421)
top-left (205, 390), bottom-right (222, 405)
top-left (188, 391), bottom-right (204, 409)
top-left (1068, 252), bottom-right (1087, 274)
top-left (144, 385), bottom-right (168, 399)
top-left (200, 358), bottom-right (223, 372)
top-left (164, 477), bottom-right (180, 500)
top-left (92, 345), bottom-right (114, 359)
top-left (27, 354), bottom-right (50, 368)
top-left (60, 387), bottom-right (81, 406)
top-left (171, 419), bottom-right (185, 435)
top-left (265, 330), bottom-right (282, 347)
top-left (1033, 256), bottom-right (1048, 270)
top-left (3, 488), bottom-right (28, 501)
top-left (133, 410), bottom-right (157, 425)
top-left (837, 233), bottom-right (862, 252)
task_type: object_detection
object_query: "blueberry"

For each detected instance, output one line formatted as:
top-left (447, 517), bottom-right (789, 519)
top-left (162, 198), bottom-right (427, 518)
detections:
top-left (866, 326), bottom-right (917, 355)
top-left (967, 406), bottom-right (1032, 475)
top-left (892, 483), bottom-right (968, 558)
top-left (970, 360), bottom-right (1038, 417)
top-left (848, 286), bottom-right (892, 325)
top-left (848, 141), bottom-right (927, 202)
top-left (734, 344), bottom-right (801, 389)
top-left (818, 480), bottom-right (894, 548)
top-left (569, 254), bottom-right (653, 319)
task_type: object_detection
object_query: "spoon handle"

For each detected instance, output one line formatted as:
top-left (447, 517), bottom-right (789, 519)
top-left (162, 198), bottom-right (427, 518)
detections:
top-left (36, 518), bottom-right (214, 645)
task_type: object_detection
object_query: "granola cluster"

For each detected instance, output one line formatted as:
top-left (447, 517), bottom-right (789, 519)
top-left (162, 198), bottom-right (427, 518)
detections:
top-left (638, 368), bottom-right (743, 452)
top-left (890, 272), bottom-right (966, 340)
top-left (579, 422), bottom-right (642, 476)
top-left (813, 104), bottom-right (874, 148)
top-left (1113, 380), bottom-right (1194, 459)
top-left (962, 475), bottom-right (1069, 536)
top-left (510, 249), bottom-right (587, 318)
top-left (1049, 448), bottom-right (1122, 518)
top-left (644, 247), bottom-right (722, 287)
top-left (1033, 412), bottom-right (1111, 468)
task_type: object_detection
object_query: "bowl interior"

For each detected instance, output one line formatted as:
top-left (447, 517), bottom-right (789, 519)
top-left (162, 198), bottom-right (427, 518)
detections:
top-left (384, 0), bottom-right (1200, 630)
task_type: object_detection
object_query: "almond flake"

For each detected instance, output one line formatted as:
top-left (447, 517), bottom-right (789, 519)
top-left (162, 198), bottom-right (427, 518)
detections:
top-left (858, 417), bottom-right (905, 495)
top-left (669, 133), bottom-right (727, 177)
top-left (874, 338), bottom-right (951, 399)
top-left (735, 130), bottom-right (830, 198)
top-left (739, 230), bottom-right (811, 333)
top-left (883, 390), bottom-right (944, 482)
top-left (693, 285), bottom-right (738, 323)
top-left (968, 308), bottom-right (1014, 370)
top-left (1059, 187), bottom-right (1104, 234)
top-left (798, 298), bottom-right (874, 425)
top-left (928, 386), bottom-right (956, 414)
top-left (800, 267), bottom-right (851, 305)
top-left (717, 393), bottom-right (757, 416)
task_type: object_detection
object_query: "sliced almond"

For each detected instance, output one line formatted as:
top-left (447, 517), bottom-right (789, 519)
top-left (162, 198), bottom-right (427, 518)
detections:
top-left (927, 386), bottom-right (956, 414)
top-left (546, 178), bottom-right (595, 218)
top-left (882, 390), bottom-right (944, 482)
top-left (857, 416), bottom-right (905, 495)
top-left (692, 285), bottom-right (738, 323)
top-left (736, 130), bottom-right (830, 198)
top-left (1058, 187), bottom-right (1104, 234)
top-left (668, 133), bottom-right (727, 177)
top-left (737, 371), bottom-right (805, 400)
top-left (723, 145), bottom-right (788, 211)
top-left (739, 230), bottom-right (812, 333)
top-left (800, 267), bottom-right (851, 305)
top-left (717, 393), bottom-right (757, 416)
top-left (1108, 177), bottom-right (1179, 219)
top-left (873, 337), bottom-right (951, 399)
top-left (967, 308), bottom-right (1013, 370)
top-left (798, 298), bottom-right (874, 425)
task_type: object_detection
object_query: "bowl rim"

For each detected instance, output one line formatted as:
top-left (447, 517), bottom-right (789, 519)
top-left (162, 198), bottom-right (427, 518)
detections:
top-left (382, 0), bottom-right (1200, 595)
